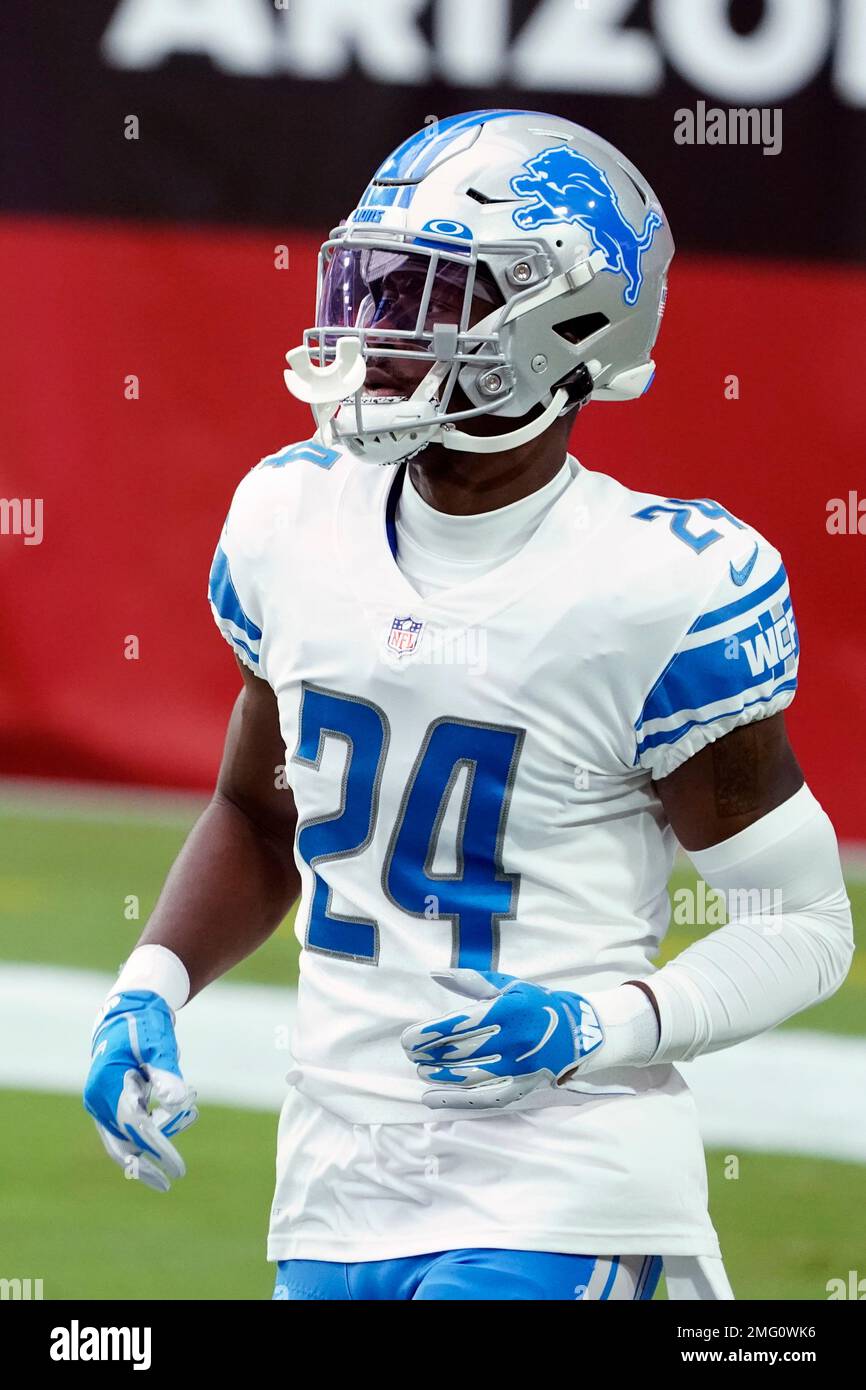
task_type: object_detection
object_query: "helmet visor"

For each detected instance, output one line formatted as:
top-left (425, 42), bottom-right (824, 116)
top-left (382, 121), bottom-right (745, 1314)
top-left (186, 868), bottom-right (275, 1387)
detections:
top-left (317, 247), bottom-right (499, 343)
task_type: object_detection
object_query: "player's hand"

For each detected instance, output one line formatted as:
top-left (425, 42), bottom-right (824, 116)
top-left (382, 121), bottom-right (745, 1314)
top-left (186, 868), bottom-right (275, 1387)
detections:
top-left (83, 990), bottom-right (198, 1192)
top-left (401, 969), bottom-right (604, 1110)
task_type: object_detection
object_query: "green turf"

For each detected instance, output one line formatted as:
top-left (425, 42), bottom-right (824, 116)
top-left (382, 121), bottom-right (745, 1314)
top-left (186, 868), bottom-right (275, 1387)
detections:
top-left (2, 1088), bottom-right (863, 1300)
top-left (703, 1149), bottom-right (866, 1301)
top-left (1, 1090), bottom-right (276, 1300)
top-left (0, 809), bottom-right (863, 1034)
top-left (0, 811), bottom-right (300, 988)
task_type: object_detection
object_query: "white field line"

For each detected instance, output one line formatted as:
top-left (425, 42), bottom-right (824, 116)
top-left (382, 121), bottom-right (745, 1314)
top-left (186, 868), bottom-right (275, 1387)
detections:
top-left (0, 964), bottom-right (292, 1113)
top-left (1, 962), bottom-right (865, 1163)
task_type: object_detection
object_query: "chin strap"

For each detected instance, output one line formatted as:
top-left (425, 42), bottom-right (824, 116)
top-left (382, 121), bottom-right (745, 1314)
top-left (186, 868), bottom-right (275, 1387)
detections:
top-left (440, 388), bottom-right (571, 453)
top-left (285, 334), bottom-right (576, 462)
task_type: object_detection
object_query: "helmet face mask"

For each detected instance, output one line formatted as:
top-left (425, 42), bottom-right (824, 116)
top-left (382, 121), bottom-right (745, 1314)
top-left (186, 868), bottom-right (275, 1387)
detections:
top-left (312, 236), bottom-right (509, 404)
top-left (284, 110), bottom-right (674, 465)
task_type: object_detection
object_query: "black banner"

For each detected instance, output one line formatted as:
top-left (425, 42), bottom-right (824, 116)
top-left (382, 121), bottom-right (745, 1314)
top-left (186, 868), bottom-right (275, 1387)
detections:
top-left (10, 1296), bottom-right (863, 1370)
top-left (2, 0), bottom-right (865, 259)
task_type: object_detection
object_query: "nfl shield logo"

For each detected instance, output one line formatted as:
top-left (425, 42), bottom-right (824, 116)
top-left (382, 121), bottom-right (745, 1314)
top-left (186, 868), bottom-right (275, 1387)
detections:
top-left (387, 615), bottom-right (424, 656)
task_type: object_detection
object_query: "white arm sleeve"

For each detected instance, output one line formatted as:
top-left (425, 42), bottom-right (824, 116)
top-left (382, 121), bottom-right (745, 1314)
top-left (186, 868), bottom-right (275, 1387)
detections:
top-left (647, 784), bottom-right (853, 1064)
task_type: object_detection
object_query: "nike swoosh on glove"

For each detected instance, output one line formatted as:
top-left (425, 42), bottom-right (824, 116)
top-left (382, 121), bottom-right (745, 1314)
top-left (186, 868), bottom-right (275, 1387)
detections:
top-left (83, 990), bottom-right (198, 1192)
top-left (401, 969), bottom-right (604, 1110)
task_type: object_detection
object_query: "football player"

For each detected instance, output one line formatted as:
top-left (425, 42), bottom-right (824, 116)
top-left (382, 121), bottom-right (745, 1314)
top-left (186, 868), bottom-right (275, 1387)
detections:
top-left (84, 111), bottom-right (853, 1302)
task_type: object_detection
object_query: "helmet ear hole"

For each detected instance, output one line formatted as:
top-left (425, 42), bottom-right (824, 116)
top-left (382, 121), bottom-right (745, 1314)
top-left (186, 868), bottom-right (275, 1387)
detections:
top-left (553, 312), bottom-right (610, 344)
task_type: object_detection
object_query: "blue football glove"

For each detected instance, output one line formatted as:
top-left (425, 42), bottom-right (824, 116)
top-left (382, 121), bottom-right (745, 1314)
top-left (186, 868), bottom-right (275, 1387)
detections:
top-left (401, 969), bottom-right (605, 1110)
top-left (83, 990), bottom-right (198, 1192)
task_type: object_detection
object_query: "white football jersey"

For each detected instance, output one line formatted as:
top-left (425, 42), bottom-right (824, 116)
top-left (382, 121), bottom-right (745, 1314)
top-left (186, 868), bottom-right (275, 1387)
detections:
top-left (209, 442), bottom-right (797, 1263)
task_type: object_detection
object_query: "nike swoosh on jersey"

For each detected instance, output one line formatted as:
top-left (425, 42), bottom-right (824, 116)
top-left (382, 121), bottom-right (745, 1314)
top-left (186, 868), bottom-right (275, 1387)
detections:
top-left (729, 542), bottom-right (760, 587)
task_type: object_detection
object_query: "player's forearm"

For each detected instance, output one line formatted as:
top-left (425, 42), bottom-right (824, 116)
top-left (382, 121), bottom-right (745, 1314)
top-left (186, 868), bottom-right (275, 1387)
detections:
top-left (563, 785), bottom-right (853, 1084)
top-left (643, 785), bottom-right (853, 1063)
top-left (135, 789), bottom-right (300, 999)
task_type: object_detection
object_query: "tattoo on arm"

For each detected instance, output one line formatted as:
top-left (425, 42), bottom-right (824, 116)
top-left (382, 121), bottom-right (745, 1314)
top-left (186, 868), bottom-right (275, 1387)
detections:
top-left (710, 723), bottom-right (763, 819)
top-left (654, 713), bottom-right (804, 852)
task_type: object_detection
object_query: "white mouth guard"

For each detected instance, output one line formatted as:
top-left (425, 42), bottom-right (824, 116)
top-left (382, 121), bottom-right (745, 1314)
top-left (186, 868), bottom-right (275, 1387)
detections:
top-left (284, 338), bottom-right (368, 442)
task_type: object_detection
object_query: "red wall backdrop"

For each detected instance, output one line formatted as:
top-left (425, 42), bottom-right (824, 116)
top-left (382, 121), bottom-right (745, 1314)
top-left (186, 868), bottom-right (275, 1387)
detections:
top-left (3, 216), bottom-right (865, 838)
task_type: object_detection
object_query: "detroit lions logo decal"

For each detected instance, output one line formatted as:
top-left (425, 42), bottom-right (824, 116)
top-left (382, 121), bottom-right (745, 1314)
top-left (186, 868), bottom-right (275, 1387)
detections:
top-left (510, 147), bottom-right (662, 307)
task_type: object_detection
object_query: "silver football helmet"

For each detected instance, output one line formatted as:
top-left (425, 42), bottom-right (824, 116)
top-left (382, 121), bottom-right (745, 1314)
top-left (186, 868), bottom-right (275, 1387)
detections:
top-left (285, 109), bottom-right (674, 465)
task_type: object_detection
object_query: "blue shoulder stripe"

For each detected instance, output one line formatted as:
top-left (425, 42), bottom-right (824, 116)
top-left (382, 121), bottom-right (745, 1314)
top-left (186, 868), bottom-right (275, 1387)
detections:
top-left (208, 542), bottom-right (262, 643)
top-left (637, 599), bottom-right (798, 730)
top-left (688, 563), bottom-right (787, 634)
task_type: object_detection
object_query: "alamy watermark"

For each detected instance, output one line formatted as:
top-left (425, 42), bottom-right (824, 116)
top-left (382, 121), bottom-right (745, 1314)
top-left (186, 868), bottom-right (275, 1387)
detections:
top-left (672, 882), bottom-right (783, 932)
top-left (0, 497), bottom-right (43, 545)
top-left (1, 1276), bottom-right (44, 1299)
top-left (826, 491), bottom-right (866, 534)
top-left (50, 1321), bottom-right (152, 1370)
top-left (674, 102), bottom-right (782, 157)
top-left (382, 619), bottom-right (488, 676)
top-left (827, 1270), bottom-right (866, 1299)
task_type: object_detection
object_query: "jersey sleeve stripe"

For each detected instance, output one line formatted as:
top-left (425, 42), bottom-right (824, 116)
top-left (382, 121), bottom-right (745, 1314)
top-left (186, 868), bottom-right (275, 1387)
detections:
top-left (678, 577), bottom-right (790, 652)
top-left (637, 665), bottom-right (798, 742)
top-left (636, 597), bottom-right (798, 731)
top-left (686, 562), bottom-right (788, 635)
top-left (215, 627), bottom-right (261, 668)
top-left (208, 542), bottom-right (263, 643)
top-left (634, 680), bottom-right (798, 758)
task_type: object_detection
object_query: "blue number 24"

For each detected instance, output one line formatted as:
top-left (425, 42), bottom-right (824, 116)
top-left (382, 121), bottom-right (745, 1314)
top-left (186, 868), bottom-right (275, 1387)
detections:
top-left (293, 686), bottom-right (523, 971)
top-left (632, 497), bottom-right (744, 553)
